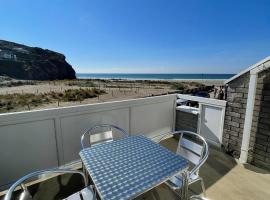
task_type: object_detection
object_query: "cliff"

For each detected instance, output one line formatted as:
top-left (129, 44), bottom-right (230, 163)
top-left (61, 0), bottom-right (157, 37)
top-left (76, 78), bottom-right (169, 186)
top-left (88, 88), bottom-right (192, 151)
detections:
top-left (0, 40), bottom-right (76, 80)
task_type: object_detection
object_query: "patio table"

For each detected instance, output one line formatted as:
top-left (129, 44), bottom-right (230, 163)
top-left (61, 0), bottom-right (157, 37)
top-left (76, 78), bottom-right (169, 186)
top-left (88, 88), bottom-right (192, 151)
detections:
top-left (79, 135), bottom-right (189, 200)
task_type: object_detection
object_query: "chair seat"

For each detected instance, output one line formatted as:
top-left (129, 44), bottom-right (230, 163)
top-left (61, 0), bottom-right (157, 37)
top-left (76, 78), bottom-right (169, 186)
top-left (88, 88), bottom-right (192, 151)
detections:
top-left (166, 173), bottom-right (200, 190)
top-left (161, 131), bottom-right (209, 197)
top-left (64, 186), bottom-right (95, 200)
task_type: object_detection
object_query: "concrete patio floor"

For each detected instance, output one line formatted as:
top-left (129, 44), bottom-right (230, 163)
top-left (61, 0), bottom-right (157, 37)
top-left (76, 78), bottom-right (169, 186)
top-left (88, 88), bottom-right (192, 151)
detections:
top-left (1, 137), bottom-right (270, 200)
top-left (160, 137), bottom-right (270, 200)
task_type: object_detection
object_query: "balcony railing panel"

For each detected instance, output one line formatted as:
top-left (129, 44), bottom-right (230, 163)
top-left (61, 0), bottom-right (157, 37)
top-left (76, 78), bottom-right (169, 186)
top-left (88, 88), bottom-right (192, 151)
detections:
top-left (0, 95), bottom-right (176, 188)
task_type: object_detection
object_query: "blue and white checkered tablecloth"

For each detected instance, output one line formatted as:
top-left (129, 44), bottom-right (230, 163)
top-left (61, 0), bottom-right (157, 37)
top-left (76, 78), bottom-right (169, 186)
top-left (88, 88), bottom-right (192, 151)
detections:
top-left (79, 135), bottom-right (189, 200)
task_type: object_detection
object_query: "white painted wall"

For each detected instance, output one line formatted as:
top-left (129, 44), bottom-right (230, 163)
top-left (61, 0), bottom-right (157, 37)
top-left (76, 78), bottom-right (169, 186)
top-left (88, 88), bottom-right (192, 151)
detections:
top-left (0, 95), bottom-right (176, 188)
top-left (200, 105), bottom-right (225, 145)
top-left (177, 94), bottom-right (226, 146)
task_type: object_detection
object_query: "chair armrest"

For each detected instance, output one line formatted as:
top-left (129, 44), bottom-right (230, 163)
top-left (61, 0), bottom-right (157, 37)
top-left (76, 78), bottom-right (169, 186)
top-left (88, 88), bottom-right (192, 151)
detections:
top-left (4, 169), bottom-right (87, 200)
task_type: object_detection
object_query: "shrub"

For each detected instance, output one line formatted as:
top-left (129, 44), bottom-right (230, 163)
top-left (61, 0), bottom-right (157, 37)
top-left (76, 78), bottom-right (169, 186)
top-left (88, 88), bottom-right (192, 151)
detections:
top-left (171, 83), bottom-right (186, 90)
top-left (0, 88), bottom-right (106, 112)
top-left (66, 80), bottom-right (97, 87)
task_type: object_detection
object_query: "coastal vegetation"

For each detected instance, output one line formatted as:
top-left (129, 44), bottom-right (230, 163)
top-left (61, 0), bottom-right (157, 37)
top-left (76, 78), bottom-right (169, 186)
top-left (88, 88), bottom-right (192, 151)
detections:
top-left (171, 81), bottom-right (205, 91)
top-left (65, 80), bottom-right (97, 87)
top-left (0, 80), bottom-right (36, 88)
top-left (0, 78), bottom-right (218, 113)
top-left (0, 88), bottom-right (105, 113)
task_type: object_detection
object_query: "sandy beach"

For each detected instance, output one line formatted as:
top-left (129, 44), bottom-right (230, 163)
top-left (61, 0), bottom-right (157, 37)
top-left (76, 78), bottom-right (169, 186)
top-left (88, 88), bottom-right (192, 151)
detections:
top-left (0, 78), bottom-right (225, 113)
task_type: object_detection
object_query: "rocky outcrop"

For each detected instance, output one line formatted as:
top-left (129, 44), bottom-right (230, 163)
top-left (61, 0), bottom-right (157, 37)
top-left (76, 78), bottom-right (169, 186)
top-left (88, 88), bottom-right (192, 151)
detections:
top-left (0, 40), bottom-right (76, 80)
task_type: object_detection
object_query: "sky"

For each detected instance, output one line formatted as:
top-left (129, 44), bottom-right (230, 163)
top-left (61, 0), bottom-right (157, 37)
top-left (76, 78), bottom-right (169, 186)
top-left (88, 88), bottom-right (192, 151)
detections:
top-left (0, 0), bottom-right (270, 74)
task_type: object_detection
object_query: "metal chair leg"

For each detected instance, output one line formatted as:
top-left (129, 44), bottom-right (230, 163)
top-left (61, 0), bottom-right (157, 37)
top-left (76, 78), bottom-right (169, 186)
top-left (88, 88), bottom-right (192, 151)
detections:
top-left (82, 164), bottom-right (89, 185)
top-left (181, 172), bottom-right (189, 200)
top-left (199, 178), bottom-right (206, 197)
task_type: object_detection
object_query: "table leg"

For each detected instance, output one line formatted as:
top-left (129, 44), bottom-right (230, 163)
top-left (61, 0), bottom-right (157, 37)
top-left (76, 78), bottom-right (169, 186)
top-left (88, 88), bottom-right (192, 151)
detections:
top-left (181, 171), bottom-right (189, 200)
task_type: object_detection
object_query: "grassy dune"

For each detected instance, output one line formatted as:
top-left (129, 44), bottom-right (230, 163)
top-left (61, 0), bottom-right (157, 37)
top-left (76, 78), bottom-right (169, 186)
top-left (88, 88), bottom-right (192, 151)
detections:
top-left (0, 88), bottom-right (105, 113)
top-left (0, 78), bottom-right (219, 113)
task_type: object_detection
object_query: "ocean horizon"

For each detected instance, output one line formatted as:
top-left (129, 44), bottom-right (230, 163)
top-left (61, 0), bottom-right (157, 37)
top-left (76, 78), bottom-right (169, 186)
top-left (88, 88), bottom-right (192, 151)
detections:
top-left (76, 73), bottom-right (235, 80)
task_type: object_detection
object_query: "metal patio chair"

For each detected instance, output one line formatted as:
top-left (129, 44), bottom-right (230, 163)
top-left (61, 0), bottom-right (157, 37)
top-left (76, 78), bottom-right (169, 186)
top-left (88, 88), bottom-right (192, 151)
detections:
top-left (4, 168), bottom-right (96, 200)
top-left (159, 130), bottom-right (209, 197)
top-left (80, 124), bottom-right (128, 149)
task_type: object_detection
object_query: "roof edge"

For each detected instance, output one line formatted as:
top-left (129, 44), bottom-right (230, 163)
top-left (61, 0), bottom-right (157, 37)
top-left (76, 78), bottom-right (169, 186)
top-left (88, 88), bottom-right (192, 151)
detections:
top-left (224, 56), bottom-right (270, 84)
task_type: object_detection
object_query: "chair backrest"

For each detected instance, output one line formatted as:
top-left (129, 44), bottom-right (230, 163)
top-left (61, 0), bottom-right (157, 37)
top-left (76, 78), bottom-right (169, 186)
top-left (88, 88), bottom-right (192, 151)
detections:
top-left (175, 131), bottom-right (209, 176)
top-left (80, 124), bottom-right (128, 149)
top-left (4, 169), bottom-right (88, 200)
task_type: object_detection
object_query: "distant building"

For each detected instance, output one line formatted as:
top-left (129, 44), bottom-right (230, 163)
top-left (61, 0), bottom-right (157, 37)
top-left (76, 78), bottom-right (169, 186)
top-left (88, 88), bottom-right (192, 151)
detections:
top-left (223, 56), bottom-right (270, 170)
top-left (13, 47), bottom-right (29, 54)
top-left (0, 49), bottom-right (17, 61)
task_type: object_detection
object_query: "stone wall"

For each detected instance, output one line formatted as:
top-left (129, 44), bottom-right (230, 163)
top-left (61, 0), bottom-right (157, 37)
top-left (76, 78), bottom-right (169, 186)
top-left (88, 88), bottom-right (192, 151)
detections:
top-left (223, 70), bottom-right (270, 170)
top-left (175, 110), bottom-right (198, 132)
top-left (250, 70), bottom-right (270, 169)
top-left (223, 72), bottom-right (249, 158)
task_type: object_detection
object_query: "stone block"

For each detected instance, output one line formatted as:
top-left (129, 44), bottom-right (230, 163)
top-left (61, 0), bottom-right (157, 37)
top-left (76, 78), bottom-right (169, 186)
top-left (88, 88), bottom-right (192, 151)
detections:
top-left (258, 123), bottom-right (270, 130)
top-left (265, 153), bottom-right (270, 158)
top-left (260, 118), bottom-right (270, 125)
top-left (255, 133), bottom-right (268, 140)
top-left (251, 126), bottom-right (258, 133)
top-left (226, 121), bottom-right (240, 128)
top-left (255, 143), bottom-right (267, 151)
top-left (230, 135), bottom-right (241, 142)
top-left (229, 82), bottom-right (245, 88)
top-left (229, 130), bottom-right (239, 137)
top-left (254, 149), bottom-right (266, 156)
top-left (265, 158), bottom-right (270, 164)
top-left (223, 124), bottom-right (231, 130)
top-left (236, 87), bottom-right (248, 93)
top-left (228, 102), bottom-right (242, 108)
top-left (232, 107), bottom-right (246, 114)
top-left (257, 83), bottom-right (264, 90)
top-left (260, 112), bottom-right (270, 118)
top-left (232, 117), bottom-right (244, 123)
top-left (227, 112), bottom-right (241, 118)
top-left (258, 128), bottom-right (270, 136)
top-left (240, 123), bottom-right (244, 128)
top-left (227, 87), bottom-right (236, 92)
top-left (261, 101), bottom-right (270, 108)
top-left (256, 138), bottom-right (269, 146)
top-left (253, 153), bottom-right (265, 161)
top-left (225, 116), bottom-right (232, 121)
top-left (230, 126), bottom-right (242, 133)
top-left (256, 89), bottom-right (263, 95)
top-left (262, 90), bottom-right (270, 96)
top-left (264, 95), bottom-right (270, 102)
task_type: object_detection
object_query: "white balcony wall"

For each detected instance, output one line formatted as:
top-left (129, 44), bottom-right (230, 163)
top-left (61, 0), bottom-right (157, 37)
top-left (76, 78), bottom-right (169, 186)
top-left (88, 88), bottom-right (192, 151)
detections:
top-left (0, 95), bottom-right (176, 188)
top-left (177, 94), bottom-right (227, 146)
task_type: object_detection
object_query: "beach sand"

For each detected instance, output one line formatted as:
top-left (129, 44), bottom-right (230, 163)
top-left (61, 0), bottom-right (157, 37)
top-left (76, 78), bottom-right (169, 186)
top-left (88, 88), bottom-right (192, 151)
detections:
top-left (0, 79), bottom-right (225, 113)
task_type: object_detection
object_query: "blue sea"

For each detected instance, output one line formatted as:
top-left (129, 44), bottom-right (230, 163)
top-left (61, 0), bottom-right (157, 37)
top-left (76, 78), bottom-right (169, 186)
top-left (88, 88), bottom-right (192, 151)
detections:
top-left (76, 73), bottom-right (235, 80)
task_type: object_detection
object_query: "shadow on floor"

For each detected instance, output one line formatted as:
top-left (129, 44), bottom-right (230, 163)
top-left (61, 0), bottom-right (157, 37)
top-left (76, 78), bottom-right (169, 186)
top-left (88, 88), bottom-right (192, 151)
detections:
top-left (4, 137), bottom-right (269, 200)
top-left (2, 173), bottom-right (85, 200)
top-left (242, 163), bottom-right (270, 174)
